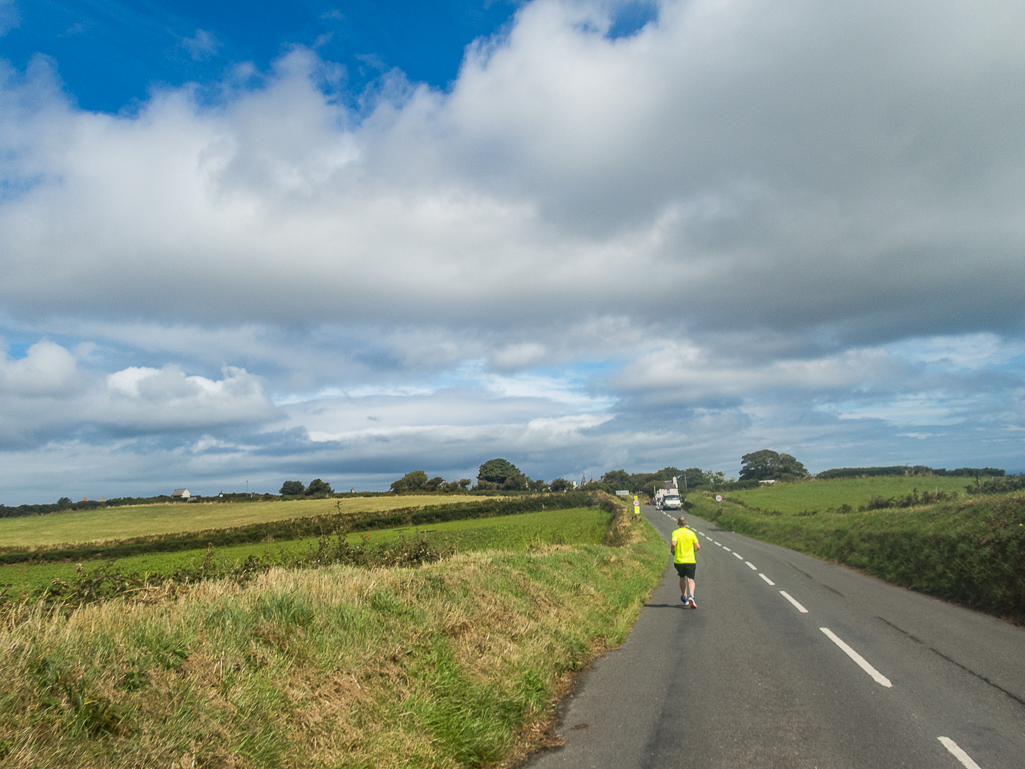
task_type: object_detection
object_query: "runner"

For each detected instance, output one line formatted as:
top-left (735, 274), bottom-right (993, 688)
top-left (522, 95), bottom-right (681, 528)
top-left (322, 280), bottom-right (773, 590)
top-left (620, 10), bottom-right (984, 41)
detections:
top-left (670, 515), bottom-right (700, 608)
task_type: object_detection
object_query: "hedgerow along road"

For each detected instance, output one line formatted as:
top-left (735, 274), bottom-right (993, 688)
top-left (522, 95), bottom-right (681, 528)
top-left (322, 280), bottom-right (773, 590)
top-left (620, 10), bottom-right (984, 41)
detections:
top-left (523, 505), bottom-right (1025, 769)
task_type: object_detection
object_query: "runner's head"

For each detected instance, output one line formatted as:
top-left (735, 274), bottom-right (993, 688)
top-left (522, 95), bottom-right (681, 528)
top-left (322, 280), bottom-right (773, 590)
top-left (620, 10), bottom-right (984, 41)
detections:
top-left (678, 516), bottom-right (687, 527)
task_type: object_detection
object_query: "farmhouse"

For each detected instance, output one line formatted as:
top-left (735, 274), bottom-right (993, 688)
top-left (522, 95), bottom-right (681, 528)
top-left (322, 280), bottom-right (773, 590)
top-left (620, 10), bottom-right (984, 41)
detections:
top-left (171, 488), bottom-right (191, 500)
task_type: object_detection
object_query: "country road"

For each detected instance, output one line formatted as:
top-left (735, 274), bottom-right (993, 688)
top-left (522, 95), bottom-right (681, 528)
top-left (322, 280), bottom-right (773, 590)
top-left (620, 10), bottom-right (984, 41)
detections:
top-left (522, 506), bottom-right (1025, 769)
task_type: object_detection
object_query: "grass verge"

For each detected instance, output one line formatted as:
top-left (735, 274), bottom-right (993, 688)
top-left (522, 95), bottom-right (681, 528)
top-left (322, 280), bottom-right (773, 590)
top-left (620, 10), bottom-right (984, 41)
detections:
top-left (689, 487), bottom-right (1025, 624)
top-left (0, 505), bottom-right (667, 768)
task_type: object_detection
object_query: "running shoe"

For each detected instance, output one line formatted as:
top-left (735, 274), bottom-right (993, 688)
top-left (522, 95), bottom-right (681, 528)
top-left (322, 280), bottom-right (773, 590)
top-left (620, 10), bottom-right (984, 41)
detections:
top-left (687, 596), bottom-right (697, 609)
top-left (681, 594), bottom-right (687, 603)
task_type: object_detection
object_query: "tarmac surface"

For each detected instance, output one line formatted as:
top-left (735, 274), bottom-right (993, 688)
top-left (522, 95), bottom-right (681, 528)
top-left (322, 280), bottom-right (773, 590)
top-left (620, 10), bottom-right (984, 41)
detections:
top-left (522, 506), bottom-right (1025, 769)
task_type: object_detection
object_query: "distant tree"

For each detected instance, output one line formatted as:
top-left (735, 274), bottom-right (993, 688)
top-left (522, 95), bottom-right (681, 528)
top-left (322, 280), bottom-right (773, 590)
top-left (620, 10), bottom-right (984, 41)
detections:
top-left (549, 478), bottom-right (571, 492)
top-left (739, 450), bottom-right (807, 481)
top-left (458, 479), bottom-right (472, 489)
top-left (501, 471), bottom-right (529, 491)
top-left (424, 476), bottom-right (445, 492)
top-left (56, 496), bottom-right (73, 509)
top-left (280, 481), bottom-right (305, 496)
top-left (680, 468), bottom-right (706, 490)
top-left (701, 470), bottom-right (729, 488)
top-left (602, 469), bottom-right (632, 491)
top-left (478, 458), bottom-right (521, 487)
top-left (390, 470), bottom-right (429, 493)
top-left (305, 478), bottom-right (334, 496)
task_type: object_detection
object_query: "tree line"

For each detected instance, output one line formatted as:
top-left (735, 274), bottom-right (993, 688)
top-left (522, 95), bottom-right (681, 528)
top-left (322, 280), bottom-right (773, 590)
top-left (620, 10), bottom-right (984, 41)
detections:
top-left (4, 453), bottom-right (1013, 521)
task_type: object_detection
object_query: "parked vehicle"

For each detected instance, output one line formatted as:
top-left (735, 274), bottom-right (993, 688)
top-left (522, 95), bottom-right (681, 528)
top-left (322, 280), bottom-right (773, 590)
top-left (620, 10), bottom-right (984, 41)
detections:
top-left (655, 478), bottom-right (682, 510)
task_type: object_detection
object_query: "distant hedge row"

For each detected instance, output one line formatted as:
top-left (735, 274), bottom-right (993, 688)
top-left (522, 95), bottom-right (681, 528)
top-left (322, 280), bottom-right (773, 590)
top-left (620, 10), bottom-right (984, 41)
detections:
top-left (0, 492), bottom-right (614, 567)
top-left (966, 475), bottom-right (1025, 495)
top-left (817, 466), bottom-right (1006, 480)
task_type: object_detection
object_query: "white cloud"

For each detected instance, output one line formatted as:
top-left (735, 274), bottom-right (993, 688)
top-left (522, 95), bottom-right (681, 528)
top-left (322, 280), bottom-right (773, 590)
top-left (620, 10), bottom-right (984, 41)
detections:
top-left (2, 0), bottom-right (1025, 499)
top-left (885, 334), bottom-right (1025, 372)
top-left (181, 29), bottom-right (221, 61)
top-left (0, 341), bottom-right (280, 449)
top-left (491, 342), bottom-right (547, 370)
top-left (617, 341), bottom-right (908, 404)
top-left (1, 1), bottom-right (1021, 339)
top-left (99, 365), bottom-right (279, 431)
top-left (822, 397), bottom-right (973, 427)
top-left (0, 340), bottom-right (80, 395)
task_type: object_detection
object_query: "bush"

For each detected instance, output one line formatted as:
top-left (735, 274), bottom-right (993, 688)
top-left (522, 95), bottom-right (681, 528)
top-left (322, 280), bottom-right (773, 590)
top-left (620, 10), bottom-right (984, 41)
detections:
top-left (966, 475), bottom-right (1025, 495)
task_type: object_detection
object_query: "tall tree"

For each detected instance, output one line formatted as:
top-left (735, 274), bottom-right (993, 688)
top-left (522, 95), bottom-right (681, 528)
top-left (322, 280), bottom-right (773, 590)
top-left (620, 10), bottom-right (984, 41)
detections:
top-left (390, 470), bottom-right (428, 493)
top-left (603, 469), bottom-right (631, 490)
top-left (477, 458), bottom-right (521, 486)
top-left (280, 480), bottom-right (305, 496)
top-left (305, 478), bottom-right (334, 496)
top-left (739, 450), bottom-right (807, 481)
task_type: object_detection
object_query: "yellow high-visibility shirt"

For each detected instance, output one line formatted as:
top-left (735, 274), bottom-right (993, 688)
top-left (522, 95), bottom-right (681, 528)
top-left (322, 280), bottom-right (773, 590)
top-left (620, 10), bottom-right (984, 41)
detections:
top-left (671, 526), bottom-right (698, 564)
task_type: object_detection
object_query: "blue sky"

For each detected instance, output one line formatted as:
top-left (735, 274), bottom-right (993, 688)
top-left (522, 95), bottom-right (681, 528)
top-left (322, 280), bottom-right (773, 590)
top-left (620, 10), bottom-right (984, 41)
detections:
top-left (2, 1), bottom-right (528, 111)
top-left (1, 0), bottom-right (1023, 503)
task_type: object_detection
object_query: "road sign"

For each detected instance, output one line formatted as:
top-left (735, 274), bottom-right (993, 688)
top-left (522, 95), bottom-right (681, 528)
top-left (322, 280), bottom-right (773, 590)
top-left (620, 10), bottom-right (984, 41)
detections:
top-left (715, 495), bottom-right (723, 503)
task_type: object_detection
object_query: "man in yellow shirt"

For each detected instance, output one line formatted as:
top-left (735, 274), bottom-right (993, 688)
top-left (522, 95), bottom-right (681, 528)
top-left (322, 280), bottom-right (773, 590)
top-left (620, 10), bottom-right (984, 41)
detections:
top-left (670, 515), bottom-right (700, 608)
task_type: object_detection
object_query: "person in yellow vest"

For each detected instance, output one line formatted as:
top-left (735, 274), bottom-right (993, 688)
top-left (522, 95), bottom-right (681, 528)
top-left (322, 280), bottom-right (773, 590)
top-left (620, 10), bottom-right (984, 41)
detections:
top-left (670, 515), bottom-right (700, 608)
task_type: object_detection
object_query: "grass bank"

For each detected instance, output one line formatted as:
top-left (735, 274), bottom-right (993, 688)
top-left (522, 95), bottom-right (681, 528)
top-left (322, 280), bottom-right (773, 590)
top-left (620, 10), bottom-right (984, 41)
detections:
top-left (689, 485), bottom-right (1025, 623)
top-left (0, 507), bottom-right (667, 768)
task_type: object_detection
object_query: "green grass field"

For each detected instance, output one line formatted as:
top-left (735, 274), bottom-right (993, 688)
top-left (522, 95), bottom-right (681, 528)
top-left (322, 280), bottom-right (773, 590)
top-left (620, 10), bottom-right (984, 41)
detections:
top-left (688, 479), bottom-right (1025, 622)
top-left (1, 507), bottom-right (610, 595)
top-left (0, 500), bottom-right (667, 768)
top-left (0, 495), bottom-right (480, 548)
top-left (722, 475), bottom-right (970, 513)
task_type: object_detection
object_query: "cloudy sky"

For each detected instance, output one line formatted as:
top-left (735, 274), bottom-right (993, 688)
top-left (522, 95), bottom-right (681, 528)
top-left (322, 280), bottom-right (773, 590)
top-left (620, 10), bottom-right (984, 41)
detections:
top-left (1, 0), bottom-right (1023, 503)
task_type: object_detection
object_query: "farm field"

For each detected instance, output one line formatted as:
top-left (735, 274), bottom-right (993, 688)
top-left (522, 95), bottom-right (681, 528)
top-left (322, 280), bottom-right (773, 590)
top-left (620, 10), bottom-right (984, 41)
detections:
top-left (0, 495), bottom-right (481, 548)
top-left (0, 499), bottom-right (667, 768)
top-left (1, 507), bottom-right (611, 595)
top-left (722, 475), bottom-right (972, 513)
top-left (688, 478), bottom-right (1025, 623)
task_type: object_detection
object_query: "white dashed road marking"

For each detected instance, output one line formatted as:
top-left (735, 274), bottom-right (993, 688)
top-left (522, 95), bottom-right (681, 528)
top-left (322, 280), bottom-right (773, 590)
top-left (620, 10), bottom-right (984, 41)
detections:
top-left (759, 573), bottom-right (775, 585)
top-left (745, 561), bottom-right (758, 570)
top-left (938, 737), bottom-right (982, 769)
top-left (820, 628), bottom-right (892, 688)
top-left (780, 591), bottom-right (809, 613)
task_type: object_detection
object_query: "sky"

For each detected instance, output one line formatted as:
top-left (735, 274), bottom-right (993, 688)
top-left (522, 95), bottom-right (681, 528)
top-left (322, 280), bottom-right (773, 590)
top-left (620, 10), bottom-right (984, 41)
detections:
top-left (1, 0), bottom-right (1023, 504)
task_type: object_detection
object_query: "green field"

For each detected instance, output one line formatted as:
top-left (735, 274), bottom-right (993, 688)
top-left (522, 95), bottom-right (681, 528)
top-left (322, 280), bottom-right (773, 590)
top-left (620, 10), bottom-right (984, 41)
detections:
top-left (0, 495), bottom-right (480, 548)
top-left (688, 479), bottom-right (1025, 623)
top-left (1, 507), bottom-right (610, 595)
top-left (0, 498), bottom-right (667, 768)
top-left (722, 475), bottom-right (970, 513)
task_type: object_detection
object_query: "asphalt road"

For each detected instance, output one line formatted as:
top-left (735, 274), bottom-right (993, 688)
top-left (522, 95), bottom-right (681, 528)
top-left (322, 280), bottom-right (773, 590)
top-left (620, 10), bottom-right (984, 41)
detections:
top-left (522, 506), bottom-right (1025, 769)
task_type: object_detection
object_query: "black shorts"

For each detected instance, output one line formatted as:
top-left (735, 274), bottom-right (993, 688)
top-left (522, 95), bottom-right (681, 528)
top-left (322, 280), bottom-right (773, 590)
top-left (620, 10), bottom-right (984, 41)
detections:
top-left (674, 562), bottom-right (696, 579)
